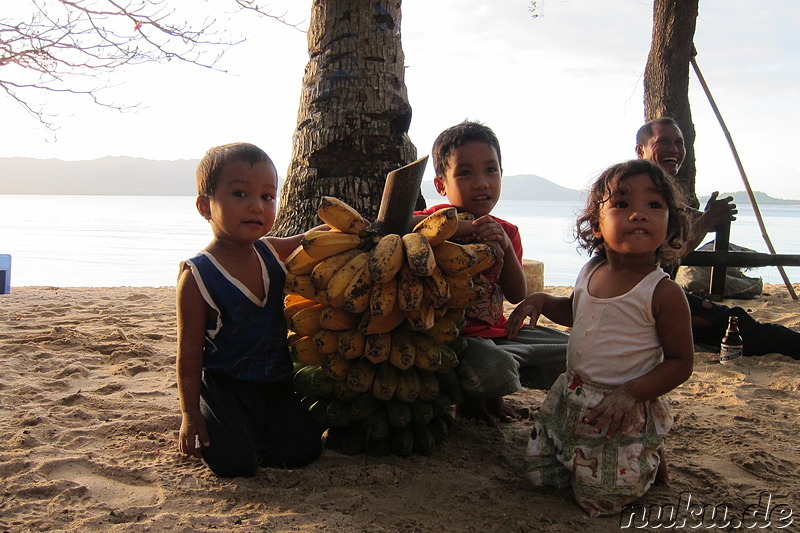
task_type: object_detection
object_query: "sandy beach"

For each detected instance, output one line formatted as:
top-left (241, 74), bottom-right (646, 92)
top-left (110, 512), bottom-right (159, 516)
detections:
top-left (1, 284), bottom-right (798, 532)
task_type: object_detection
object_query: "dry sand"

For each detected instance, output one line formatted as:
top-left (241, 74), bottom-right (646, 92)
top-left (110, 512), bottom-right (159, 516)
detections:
top-left (1, 284), bottom-right (798, 532)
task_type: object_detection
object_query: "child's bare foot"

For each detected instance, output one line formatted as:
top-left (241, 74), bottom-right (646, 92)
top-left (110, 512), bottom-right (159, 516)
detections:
top-left (456, 395), bottom-right (496, 426)
top-left (655, 450), bottom-right (669, 485)
top-left (485, 396), bottom-right (515, 423)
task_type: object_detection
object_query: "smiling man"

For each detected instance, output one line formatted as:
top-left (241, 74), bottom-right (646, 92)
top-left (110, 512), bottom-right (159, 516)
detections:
top-left (635, 117), bottom-right (685, 177)
top-left (635, 117), bottom-right (736, 252)
top-left (636, 117), bottom-right (800, 359)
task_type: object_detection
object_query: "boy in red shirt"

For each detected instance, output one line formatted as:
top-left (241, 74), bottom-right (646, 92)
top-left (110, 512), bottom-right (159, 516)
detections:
top-left (415, 121), bottom-right (568, 424)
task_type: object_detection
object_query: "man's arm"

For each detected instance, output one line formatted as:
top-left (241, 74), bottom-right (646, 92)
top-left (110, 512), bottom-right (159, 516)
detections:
top-left (682, 192), bottom-right (737, 256)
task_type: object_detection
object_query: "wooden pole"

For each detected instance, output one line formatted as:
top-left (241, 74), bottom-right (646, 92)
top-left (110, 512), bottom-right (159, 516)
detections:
top-left (690, 54), bottom-right (798, 300)
top-left (372, 156), bottom-right (428, 236)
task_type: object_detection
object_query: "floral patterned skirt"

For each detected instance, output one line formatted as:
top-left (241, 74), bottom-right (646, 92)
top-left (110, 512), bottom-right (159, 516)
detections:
top-left (522, 369), bottom-right (674, 517)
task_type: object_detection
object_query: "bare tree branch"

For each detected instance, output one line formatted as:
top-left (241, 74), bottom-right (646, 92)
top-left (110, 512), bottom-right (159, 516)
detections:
top-left (1, 0), bottom-right (305, 131)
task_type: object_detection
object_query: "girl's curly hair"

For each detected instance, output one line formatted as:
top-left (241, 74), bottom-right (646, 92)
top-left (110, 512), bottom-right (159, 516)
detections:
top-left (575, 159), bottom-right (690, 265)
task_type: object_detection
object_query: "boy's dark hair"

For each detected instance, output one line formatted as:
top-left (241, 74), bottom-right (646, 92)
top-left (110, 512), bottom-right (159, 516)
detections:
top-left (635, 117), bottom-right (681, 147)
top-left (575, 159), bottom-right (689, 264)
top-left (196, 142), bottom-right (275, 196)
top-left (431, 120), bottom-right (502, 177)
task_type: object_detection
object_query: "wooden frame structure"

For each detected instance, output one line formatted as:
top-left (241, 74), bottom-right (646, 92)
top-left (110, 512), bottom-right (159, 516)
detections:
top-left (680, 221), bottom-right (800, 300)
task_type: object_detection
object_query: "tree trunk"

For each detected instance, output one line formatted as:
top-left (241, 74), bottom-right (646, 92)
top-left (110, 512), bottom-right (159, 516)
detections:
top-left (643, 0), bottom-right (699, 207)
top-left (271, 0), bottom-right (420, 237)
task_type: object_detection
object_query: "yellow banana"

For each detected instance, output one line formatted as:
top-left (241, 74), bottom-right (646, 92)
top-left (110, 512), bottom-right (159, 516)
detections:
top-left (314, 287), bottom-right (333, 308)
top-left (342, 260), bottom-right (373, 314)
top-left (369, 278), bottom-right (397, 317)
top-left (327, 252), bottom-right (369, 308)
top-left (364, 333), bottom-right (392, 364)
top-left (312, 328), bottom-right (340, 354)
top-left (441, 307), bottom-right (467, 329)
top-left (402, 232), bottom-right (436, 277)
top-left (432, 240), bottom-right (478, 275)
top-left (290, 336), bottom-right (325, 366)
top-left (321, 351), bottom-right (351, 381)
top-left (423, 318), bottom-right (460, 343)
top-left (405, 303), bottom-right (435, 331)
top-left (284, 293), bottom-right (310, 307)
top-left (463, 242), bottom-right (498, 276)
top-left (317, 196), bottom-right (369, 235)
top-left (347, 358), bottom-right (377, 393)
top-left (287, 331), bottom-right (303, 346)
top-left (444, 271), bottom-right (474, 291)
top-left (285, 245), bottom-right (324, 275)
top-left (448, 284), bottom-right (486, 308)
top-left (372, 362), bottom-right (399, 402)
top-left (397, 264), bottom-right (423, 312)
top-left (284, 273), bottom-right (318, 300)
top-left (338, 329), bottom-right (366, 359)
top-left (421, 266), bottom-right (450, 308)
top-left (333, 379), bottom-right (360, 402)
top-left (282, 297), bottom-right (318, 324)
top-left (310, 248), bottom-right (361, 289)
top-left (412, 334), bottom-right (442, 371)
top-left (358, 301), bottom-right (406, 335)
top-left (319, 306), bottom-right (361, 330)
top-left (394, 367), bottom-right (421, 402)
top-left (315, 372), bottom-right (337, 401)
top-left (368, 233), bottom-right (405, 283)
top-left (388, 332), bottom-right (416, 370)
top-left (438, 344), bottom-right (459, 373)
top-left (457, 212), bottom-right (475, 221)
top-left (416, 369), bottom-right (440, 402)
top-left (302, 230), bottom-right (363, 260)
top-left (412, 206), bottom-right (458, 246)
top-left (289, 303), bottom-right (325, 337)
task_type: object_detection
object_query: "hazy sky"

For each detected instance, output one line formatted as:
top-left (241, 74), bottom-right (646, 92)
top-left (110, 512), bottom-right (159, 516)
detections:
top-left (2, 0), bottom-right (799, 198)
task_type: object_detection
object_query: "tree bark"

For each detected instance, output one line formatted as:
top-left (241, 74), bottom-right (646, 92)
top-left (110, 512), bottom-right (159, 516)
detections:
top-left (643, 0), bottom-right (699, 206)
top-left (271, 0), bottom-right (419, 237)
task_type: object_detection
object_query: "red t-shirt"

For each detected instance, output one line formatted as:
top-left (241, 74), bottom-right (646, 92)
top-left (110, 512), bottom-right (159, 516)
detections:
top-left (414, 203), bottom-right (523, 338)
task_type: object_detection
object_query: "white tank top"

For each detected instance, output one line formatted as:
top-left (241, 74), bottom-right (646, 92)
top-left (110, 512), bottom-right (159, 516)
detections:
top-left (567, 256), bottom-right (668, 386)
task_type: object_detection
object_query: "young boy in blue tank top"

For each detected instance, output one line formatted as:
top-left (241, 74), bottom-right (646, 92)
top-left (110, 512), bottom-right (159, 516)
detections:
top-left (176, 142), bottom-right (322, 477)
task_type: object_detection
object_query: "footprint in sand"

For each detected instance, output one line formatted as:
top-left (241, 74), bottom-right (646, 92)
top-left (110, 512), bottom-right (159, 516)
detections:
top-left (731, 450), bottom-right (797, 479)
top-left (40, 458), bottom-right (162, 508)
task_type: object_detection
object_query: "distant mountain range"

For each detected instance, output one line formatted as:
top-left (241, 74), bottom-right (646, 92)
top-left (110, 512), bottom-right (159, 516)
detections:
top-left (420, 174), bottom-right (584, 202)
top-left (0, 156), bottom-right (199, 196)
top-left (1, 157), bottom-right (797, 204)
top-left (697, 191), bottom-right (800, 206)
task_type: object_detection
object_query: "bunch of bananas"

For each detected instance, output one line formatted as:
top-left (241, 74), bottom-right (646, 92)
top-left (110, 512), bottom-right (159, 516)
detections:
top-left (284, 196), bottom-right (497, 456)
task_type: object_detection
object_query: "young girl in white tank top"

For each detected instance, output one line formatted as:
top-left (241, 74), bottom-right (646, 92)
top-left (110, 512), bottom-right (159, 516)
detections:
top-left (506, 159), bottom-right (694, 517)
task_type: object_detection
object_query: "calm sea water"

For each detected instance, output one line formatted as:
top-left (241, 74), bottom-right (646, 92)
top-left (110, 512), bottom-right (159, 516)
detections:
top-left (0, 195), bottom-right (798, 288)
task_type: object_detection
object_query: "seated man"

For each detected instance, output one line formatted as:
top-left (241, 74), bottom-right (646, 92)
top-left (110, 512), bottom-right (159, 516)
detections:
top-left (636, 117), bottom-right (799, 359)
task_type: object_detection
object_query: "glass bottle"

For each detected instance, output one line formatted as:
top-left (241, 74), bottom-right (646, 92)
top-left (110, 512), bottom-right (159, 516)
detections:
top-left (719, 316), bottom-right (743, 366)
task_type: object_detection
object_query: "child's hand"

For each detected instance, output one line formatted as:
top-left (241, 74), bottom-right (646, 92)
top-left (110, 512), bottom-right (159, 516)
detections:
top-left (583, 388), bottom-right (643, 439)
top-left (179, 411), bottom-right (210, 458)
top-left (471, 217), bottom-right (509, 282)
top-left (482, 241), bottom-right (504, 282)
top-left (471, 216), bottom-right (511, 250)
top-left (505, 294), bottom-right (544, 339)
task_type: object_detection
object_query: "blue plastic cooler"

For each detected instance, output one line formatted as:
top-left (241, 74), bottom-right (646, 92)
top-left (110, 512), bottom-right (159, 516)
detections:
top-left (0, 254), bottom-right (11, 294)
